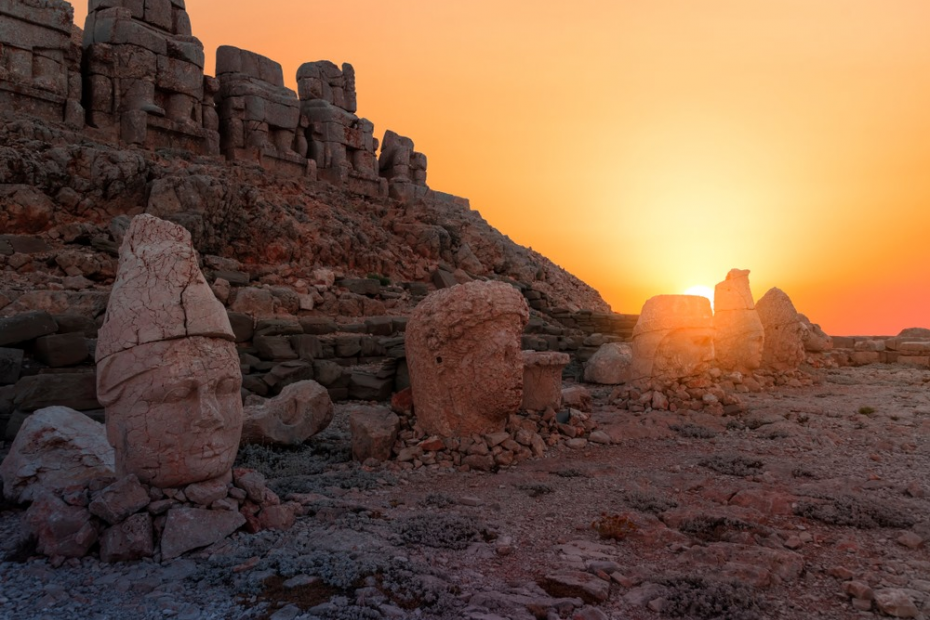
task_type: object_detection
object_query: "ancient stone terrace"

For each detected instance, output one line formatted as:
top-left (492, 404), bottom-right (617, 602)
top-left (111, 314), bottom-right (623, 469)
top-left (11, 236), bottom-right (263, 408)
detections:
top-left (0, 0), bottom-right (443, 204)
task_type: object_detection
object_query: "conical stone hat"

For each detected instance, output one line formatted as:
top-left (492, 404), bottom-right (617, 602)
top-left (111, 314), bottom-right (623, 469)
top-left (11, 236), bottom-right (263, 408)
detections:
top-left (96, 214), bottom-right (234, 362)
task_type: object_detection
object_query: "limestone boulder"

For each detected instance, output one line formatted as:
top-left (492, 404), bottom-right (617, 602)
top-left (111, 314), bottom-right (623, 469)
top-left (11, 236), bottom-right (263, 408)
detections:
top-left (160, 506), bottom-right (245, 560)
top-left (349, 405), bottom-right (400, 462)
top-left (714, 268), bottom-right (755, 311)
top-left (241, 380), bottom-right (333, 446)
top-left (583, 343), bottom-right (633, 385)
top-left (756, 288), bottom-right (805, 371)
top-left (25, 493), bottom-right (98, 559)
top-left (405, 281), bottom-right (529, 437)
top-left (0, 406), bottom-right (115, 503)
top-left (630, 296), bottom-right (714, 383)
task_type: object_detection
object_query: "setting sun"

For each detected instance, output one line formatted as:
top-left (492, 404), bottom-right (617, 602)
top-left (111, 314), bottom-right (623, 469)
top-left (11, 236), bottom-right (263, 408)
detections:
top-left (683, 285), bottom-right (715, 310)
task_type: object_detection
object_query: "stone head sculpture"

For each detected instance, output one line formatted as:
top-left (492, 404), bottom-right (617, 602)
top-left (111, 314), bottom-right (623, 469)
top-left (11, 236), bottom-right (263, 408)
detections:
top-left (406, 280), bottom-right (529, 437)
top-left (96, 215), bottom-right (242, 488)
top-left (630, 295), bottom-right (715, 384)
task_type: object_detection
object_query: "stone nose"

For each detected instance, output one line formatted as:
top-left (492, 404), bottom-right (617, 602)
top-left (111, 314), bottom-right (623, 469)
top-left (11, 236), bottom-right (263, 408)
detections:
top-left (192, 386), bottom-right (225, 429)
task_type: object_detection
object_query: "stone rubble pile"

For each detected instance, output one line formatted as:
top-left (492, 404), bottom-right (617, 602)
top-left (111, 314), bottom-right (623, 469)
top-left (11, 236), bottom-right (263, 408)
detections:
top-left (384, 396), bottom-right (606, 473)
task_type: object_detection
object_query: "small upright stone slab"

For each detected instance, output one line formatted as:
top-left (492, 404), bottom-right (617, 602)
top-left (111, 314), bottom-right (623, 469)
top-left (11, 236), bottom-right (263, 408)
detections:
top-left (522, 351), bottom-right (570, 412)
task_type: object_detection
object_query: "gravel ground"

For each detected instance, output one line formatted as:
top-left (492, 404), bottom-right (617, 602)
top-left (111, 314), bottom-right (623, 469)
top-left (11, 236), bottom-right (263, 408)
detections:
top-left (2, 364), bottom-right (929, 620)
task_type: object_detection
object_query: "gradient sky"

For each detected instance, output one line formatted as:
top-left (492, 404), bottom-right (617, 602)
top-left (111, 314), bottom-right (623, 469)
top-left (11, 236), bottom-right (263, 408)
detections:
top-left (72, 1), bottom-right (930, 335)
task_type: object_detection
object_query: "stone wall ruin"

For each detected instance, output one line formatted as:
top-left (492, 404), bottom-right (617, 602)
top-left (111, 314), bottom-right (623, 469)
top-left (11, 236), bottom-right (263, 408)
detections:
top-left (0, 1), bottom-right (451, 205)
top-left (0, 0), bottom-right (84, 127)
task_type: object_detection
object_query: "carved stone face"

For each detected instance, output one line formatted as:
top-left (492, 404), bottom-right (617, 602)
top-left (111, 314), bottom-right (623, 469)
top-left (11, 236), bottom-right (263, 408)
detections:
top-left (98, 337), bottom-right (243, 488)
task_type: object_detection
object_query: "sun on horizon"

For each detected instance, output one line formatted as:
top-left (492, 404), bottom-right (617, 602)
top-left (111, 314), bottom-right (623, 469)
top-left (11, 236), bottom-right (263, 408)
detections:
top-left (683, 285), bottom-right (715, 311)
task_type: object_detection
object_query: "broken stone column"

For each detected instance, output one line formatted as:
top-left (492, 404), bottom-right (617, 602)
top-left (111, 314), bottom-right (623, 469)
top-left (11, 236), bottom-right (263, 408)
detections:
top-left (96, 214), bottom-right (242, 488)
top-left (522, 351), bottom-right (570, 412)
top-left (405, 281), bottom-right (529, 437)
top-left (298, 60), bottom-right (384, 196)
top-left (379, 129), bottom-right (428, 202)
top-left (756, 288), bottom-right (806, 371)
top-left (215, 46), bottom-right (306, 175)
top-left (0, 0), bottom-right (84, 126)
top-left (713, 269), bottom-right (764, 372)
top-left (82, 0), bottom-right (219, 153)
top-left (630, 295), bottom-right (715, 384)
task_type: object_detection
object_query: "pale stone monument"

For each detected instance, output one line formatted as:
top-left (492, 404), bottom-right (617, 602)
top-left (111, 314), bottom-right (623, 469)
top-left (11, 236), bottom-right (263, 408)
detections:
top-left (756, 287), bottom-right (806, 371)
top-left (522, 351), bottom-right (571, 411)
top-left (630, 295), bottom-right (715, 383)
top-left (713, 269), bottom-right (765, 372)
top-left (96, 215), bottom-right (242, 488)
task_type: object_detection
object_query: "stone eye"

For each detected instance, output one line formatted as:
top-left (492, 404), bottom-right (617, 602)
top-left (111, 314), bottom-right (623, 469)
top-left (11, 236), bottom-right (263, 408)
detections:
top-left (163, 385), bottom-right (194, 403)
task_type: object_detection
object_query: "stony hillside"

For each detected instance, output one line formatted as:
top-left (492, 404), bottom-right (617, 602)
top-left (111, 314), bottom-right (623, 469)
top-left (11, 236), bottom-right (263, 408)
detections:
top-left (0, 113), bottom-right (609, 315)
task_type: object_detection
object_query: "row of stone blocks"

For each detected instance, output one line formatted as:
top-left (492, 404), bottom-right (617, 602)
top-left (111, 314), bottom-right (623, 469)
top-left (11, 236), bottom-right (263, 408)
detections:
top-left (0, 0), bottom-right (434, 202)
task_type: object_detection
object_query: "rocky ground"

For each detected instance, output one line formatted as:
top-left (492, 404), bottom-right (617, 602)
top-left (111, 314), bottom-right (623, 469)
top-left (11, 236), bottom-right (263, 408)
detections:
top-left (2, 363), bottom-right (929, 620)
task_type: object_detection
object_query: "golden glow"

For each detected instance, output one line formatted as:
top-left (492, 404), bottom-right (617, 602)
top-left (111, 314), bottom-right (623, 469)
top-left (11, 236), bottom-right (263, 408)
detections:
top-left (683, 286), bottom-right (715, 311)
top-left (69, 1), bottom-right (930, 335)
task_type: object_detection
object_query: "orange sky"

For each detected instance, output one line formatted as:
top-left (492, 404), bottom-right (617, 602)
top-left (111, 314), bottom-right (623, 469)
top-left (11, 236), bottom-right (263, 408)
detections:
top-left (72, 1), bottom-right (930, 335)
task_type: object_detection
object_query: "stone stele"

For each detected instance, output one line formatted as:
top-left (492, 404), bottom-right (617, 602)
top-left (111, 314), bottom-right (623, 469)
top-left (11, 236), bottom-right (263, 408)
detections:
top-left (405, 280), bottom-right (529, 437)
top-left (96, 214), bottom-right (242, 488)
top-left (630, 295), bottom-right (715, 384)
top-left (713, 269), bottom-right (764, 372)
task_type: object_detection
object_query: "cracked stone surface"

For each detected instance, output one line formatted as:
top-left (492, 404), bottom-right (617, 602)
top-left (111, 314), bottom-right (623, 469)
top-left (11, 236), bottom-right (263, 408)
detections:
top-left (96, 215), bottom-right (242, 488)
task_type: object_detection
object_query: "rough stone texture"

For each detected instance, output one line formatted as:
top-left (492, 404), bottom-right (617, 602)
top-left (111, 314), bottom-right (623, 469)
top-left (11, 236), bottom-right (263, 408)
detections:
top-left (630, 295), bottom-right (714, 383)
top-left (348, 405), bottom-right (399, 462)
top-left (0, 0), bottom-right (84, 126)
top-left (522, 351), bottom-right (570, 411)
top-left (756, 287), bottom-right (805, 371)
top-left (799, 313), bottom-right (832, 352)
top-left (216, 46), bottom-right (305, 175)
top-left (0, 347), bottom-right (24, 385)
top-left (873, 588), bottom-right (919, 618)
top-left (0, 310), bottom-right (57, 346)
top-left (88, 474), bottom-right (150, 524)
top-left (97, 214), bottom-right (234, 359)
top-left (713, 269), bottom-right (764, 372)
top-left (561, 385), bottom-right (593, 412)
top-left (298, 60), bottom-right (381, 194)
top-left (583, 343), bottom-right (633, 385)
top-left (406, 281), bottom-right (529, 437)
top-left (34, 332), bottom-right (90, 367)
top-left (241, 380), bottom-right (333, 446)
top-left (99, 512), bottom-right (155, 562)
top-left (24, 492), bottom-right (98, 558)
top-left (160, 506), bottom-right (246, 560)
top-left (0, 406), bottom-right (115, 503)
top-left (13, 371), bottom-right (100, 412)
top-left (82, 0), bottom-right (218, 153)
top-left (539, 570), bottom-right (610, 604)
top-left (379, 130), bottom-right (428, 202)
top-left (96, 215), bottom-right (242, 488)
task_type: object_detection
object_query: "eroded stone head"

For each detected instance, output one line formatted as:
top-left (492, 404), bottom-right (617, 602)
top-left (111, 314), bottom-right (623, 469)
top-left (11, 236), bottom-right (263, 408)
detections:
top-left (405, 280), bottom-right (529, 437)
top-left (631, 295), bottom-right (715, 383)
top-left (96, 215), bottom-right (242, 488)
top-left (713, 269), bottom-right (764, 372)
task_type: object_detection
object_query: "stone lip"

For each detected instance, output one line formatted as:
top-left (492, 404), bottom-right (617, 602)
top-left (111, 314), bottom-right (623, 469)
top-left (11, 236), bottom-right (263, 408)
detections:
top-left (96, 214), bottom-right (234, 362)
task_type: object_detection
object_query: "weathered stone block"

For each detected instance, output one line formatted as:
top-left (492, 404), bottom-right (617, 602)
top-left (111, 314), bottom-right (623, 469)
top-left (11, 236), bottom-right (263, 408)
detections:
top-left (13, 371), bottom-right (99, 412)
top-left (34, 332), bottom-right (90, 367)
top-left (0, 311), bottom-right (58, 346)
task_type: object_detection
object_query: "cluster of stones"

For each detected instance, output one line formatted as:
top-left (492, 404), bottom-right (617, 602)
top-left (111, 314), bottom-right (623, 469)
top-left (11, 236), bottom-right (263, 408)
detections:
top-left (378, 129), bottom-right (428, 202)
top-left (0, 308), bottom-right (100, 440)
top-left (83, 0), bottom-right (220, 153)
top-left (0, 0), bottom-right (83, 127)
top-left (20, 461), bottom-right (294, 565)
top-left (385, 405), bottom-right (603, 472)
top-left (583, 269), bottom-right (824, 411)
